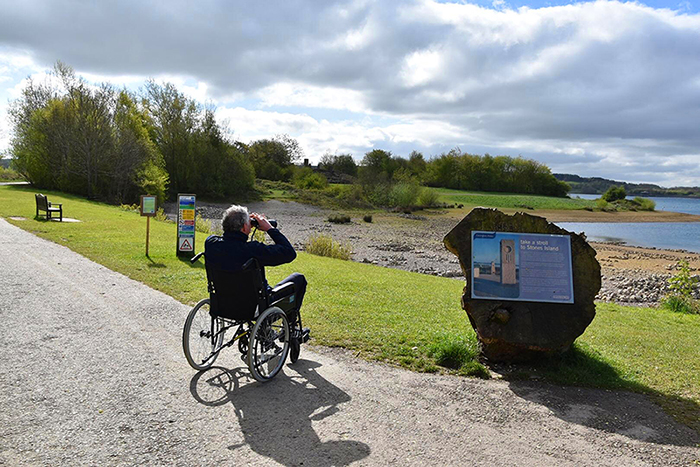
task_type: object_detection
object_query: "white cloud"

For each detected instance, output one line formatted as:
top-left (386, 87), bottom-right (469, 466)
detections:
top-left (255, 83), bottom-right (368, 113)
top-left (2, 1), bottom-right (700, 184)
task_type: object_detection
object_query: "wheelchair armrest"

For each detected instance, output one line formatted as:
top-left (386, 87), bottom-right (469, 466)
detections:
top-left (269, 282), bottom-right (295, 302)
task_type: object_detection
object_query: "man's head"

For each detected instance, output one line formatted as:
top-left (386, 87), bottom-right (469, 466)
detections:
top-left (222, 204), bottom-right (250, 234)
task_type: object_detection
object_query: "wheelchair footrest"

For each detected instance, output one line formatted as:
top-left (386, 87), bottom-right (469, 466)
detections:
top-left (291, 327), bottom-right (310, 344)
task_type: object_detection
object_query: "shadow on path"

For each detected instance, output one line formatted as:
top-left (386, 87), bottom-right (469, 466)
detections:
top-left (503, 347), bottom-right (700, 447)
top-left (190, 360), bottom-right (370, 466)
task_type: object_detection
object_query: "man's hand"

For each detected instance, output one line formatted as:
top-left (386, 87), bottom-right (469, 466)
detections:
top-left (250, 212), bottom-right (273, 232)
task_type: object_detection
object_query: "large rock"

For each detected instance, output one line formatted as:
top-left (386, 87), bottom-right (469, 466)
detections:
top-left (443, 208), bottom-right (601, 362)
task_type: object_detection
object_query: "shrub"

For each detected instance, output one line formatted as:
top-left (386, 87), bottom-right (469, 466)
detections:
top-left (154, 208), bottom-right (172, 223)
top-left (662, 295), bottom-right (699, 315)
top-left (328, 214), bottom-right (351, 224)
top-left (662, 260), bottom-right (700, 314)
top-left (195, 214), bottom-right (214, 234)
top-left (632, 197), bottom-right (656, 211)
top-left (602, 185), bottom-right (626, 202)
top-left (427, 333), bottom-right (489, 378)
top-left (119, 203), bottom-right (139, 213)
top-left (304, 234), bottom-right (352, 260)
top-left (293, 167), bottom-right (328, 190)
top-left (416, 187), bottom-right (439, 207)
top-left (0, 166), bottom-right (23, 181)
top-left (595, 198), bottom-right (615, 211)
top-left (389, 181), bottom-right (419, 209)
top-left (363, 214), bottom-right (373, 223)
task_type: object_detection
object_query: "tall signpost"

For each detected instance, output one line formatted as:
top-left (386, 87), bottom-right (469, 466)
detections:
top-left (140, 195), bottom-right (157, 257)
top-left (177, 194), bottom-right (196, 258)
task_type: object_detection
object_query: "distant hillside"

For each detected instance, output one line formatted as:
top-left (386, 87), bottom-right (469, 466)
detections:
top-left (554, 173), bottom-right (700, 198)
top-left (0, 159), bottom-right (10, 169)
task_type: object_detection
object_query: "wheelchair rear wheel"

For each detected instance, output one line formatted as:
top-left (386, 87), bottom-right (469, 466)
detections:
top-left (247, 306), bottom-right (289, 382)
top-left (183, 299), bottom-right (224, 371)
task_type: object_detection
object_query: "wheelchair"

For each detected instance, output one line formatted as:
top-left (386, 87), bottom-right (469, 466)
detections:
top-left (182, 253), bottom-right (309, 382)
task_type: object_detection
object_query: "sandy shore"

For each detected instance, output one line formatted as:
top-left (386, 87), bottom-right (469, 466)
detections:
top-left (173, 201), bottom-right (700, 306)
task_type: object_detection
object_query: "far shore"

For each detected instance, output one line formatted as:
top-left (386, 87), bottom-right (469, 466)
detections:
top-left (441, 207), bottom-right (700, 223)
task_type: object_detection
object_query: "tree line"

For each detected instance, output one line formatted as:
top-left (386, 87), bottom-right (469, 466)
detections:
top-left (9, 62), bottom-right (568, 206)
top-left (320, 148), bottom-right (570, 198)
top-left (9, 63), bottom-right (293, 204)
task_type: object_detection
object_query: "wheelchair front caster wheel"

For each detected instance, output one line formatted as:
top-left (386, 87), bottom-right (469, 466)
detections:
top-left (289, 338), bottom-right (300, 363)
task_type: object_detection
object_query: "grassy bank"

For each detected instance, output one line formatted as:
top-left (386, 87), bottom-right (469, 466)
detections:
top-left (2, 185), bottom-right (698, 430)
top-left (434, 187), bottom-right (597, 210)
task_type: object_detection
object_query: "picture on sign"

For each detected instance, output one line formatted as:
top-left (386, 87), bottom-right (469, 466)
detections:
top-left (471, 231), bottom-right (574, 304)
top-left (177, 194), bottom-right (196, 257)
top-left (179, 237), bottom-right (193, 252)
top-left (140, 195), bottom-right (157, 217)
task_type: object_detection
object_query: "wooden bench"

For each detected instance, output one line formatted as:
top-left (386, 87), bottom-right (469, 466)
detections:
top-left (35, 193), bottom-right (63, 221)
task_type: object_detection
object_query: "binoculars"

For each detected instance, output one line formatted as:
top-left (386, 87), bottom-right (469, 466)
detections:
top-left (251, 218), bottom-right (278, 228)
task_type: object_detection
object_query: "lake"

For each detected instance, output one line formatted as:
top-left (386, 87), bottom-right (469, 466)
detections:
top-left (561, 194), bottom-right (700, 252)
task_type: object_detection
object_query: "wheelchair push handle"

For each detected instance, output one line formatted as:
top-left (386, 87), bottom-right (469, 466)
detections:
top-left (190, 252), bottom-right (205, 264)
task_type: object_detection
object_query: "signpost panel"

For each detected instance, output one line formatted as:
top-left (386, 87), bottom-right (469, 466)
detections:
top-left (177, 194), bottom-right (196, 257)
top-left (471, 231), bottom-right (574, 304)
top-left (140, 195), bottom-right (157, 256)
top-left (140, 195), bottom-right (157, 217)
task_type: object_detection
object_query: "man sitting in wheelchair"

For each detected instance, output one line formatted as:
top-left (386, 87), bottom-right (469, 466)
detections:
top-left (204, 204), bottom-right (308, 339)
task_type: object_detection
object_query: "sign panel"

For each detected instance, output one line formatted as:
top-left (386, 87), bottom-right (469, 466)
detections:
top-left (176, 194), bottom-right (196, 257)
top-left (178, 236), bottom-right (193, 252)
top-left (140, 195), bottom-right (157, 217)
top-left (471, 231), bottom-right (574, 304)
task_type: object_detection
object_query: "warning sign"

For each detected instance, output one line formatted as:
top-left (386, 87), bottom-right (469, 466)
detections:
top-left (176, 193), bottom-right (196, 257)
top-left (179, 237), bottom-right (193, 252)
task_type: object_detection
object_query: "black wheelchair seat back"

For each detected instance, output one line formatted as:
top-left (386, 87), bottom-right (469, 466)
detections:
top-left (205, 258), bottom-right (265, 321)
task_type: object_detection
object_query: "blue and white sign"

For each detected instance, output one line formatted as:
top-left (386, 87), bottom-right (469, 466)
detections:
top-left (471, 231), bottom-right (574, 304)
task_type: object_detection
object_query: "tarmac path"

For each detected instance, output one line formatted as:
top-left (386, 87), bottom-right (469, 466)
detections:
top-left (0, 218), bottom-right (698, 466)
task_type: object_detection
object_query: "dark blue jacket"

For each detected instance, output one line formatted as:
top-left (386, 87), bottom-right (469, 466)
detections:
top-left (204, 229), bottom-right (296, 281)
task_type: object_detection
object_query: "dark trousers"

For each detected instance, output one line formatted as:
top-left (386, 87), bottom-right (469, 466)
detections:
top-left (273, 272), bottom-right (307, 322)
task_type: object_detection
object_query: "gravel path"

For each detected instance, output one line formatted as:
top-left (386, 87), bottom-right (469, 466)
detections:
top-left (1, 218), bottom-right (698, 466)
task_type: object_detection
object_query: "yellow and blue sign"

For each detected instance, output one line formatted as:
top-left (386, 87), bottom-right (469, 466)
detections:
top-left (177, 194), bottom-right (196, 257)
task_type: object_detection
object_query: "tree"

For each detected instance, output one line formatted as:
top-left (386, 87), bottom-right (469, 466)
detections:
top-left (319, 153), bottom-right (357, 176)
top-left (602, 185), bottom-right (627, 202)
top-left (9, 62), bottom-right (168, 203)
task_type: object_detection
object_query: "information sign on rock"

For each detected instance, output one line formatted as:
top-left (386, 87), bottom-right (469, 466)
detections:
top-left (471, 231), bottom-right (574, 304)
top-left (177, 194), bottom-right (196, 258)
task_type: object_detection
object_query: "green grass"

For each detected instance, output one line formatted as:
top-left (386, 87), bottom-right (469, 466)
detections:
top-left (434, 187), bottom-right (596, 210)
top-left (2, 184), bottom-right (699, 430)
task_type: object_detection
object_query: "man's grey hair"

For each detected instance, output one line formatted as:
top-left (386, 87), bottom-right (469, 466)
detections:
top-left (222, 204), bottom-right (249, 233)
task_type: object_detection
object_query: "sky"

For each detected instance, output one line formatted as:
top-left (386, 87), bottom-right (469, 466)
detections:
top-left (1, 0), bottom-right (700, 187)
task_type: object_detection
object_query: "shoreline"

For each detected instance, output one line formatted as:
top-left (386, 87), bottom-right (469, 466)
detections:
top-left (438, 207), bottom-right (700, 223)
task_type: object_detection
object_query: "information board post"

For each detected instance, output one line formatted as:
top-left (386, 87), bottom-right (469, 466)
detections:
top-left (140, 195), bottom-right (157, 256)
top-left (176, 194), bottom-right (196, 258)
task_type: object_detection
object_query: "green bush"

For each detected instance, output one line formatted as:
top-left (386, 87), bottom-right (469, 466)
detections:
top-left (427, 334), bottom-right (489, 378)
top-left (416, 187), bottom-right (439, 207)
top-left (0, 166), bottom-right (23, 181)
top-left (304, 234), bottom-right (352, 260)
top-left (195, 214), bottom-right (214, 234)
top-left (602, 185), bottom-right (626, 202)
top-left (293, 167), bottom-right (328, 190)
top-left (390, 181), bottom-right (419, 209)
top-left (328, 214), bottom-right (351, 224)
top-left (632, 197), bottom-right (656, 211)
top-left (595, 198), bottom-right (615, 211)
top-left (662, 295), bottom-right (699, 315)
top-left (662, 260), bottom-right (699, 314)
